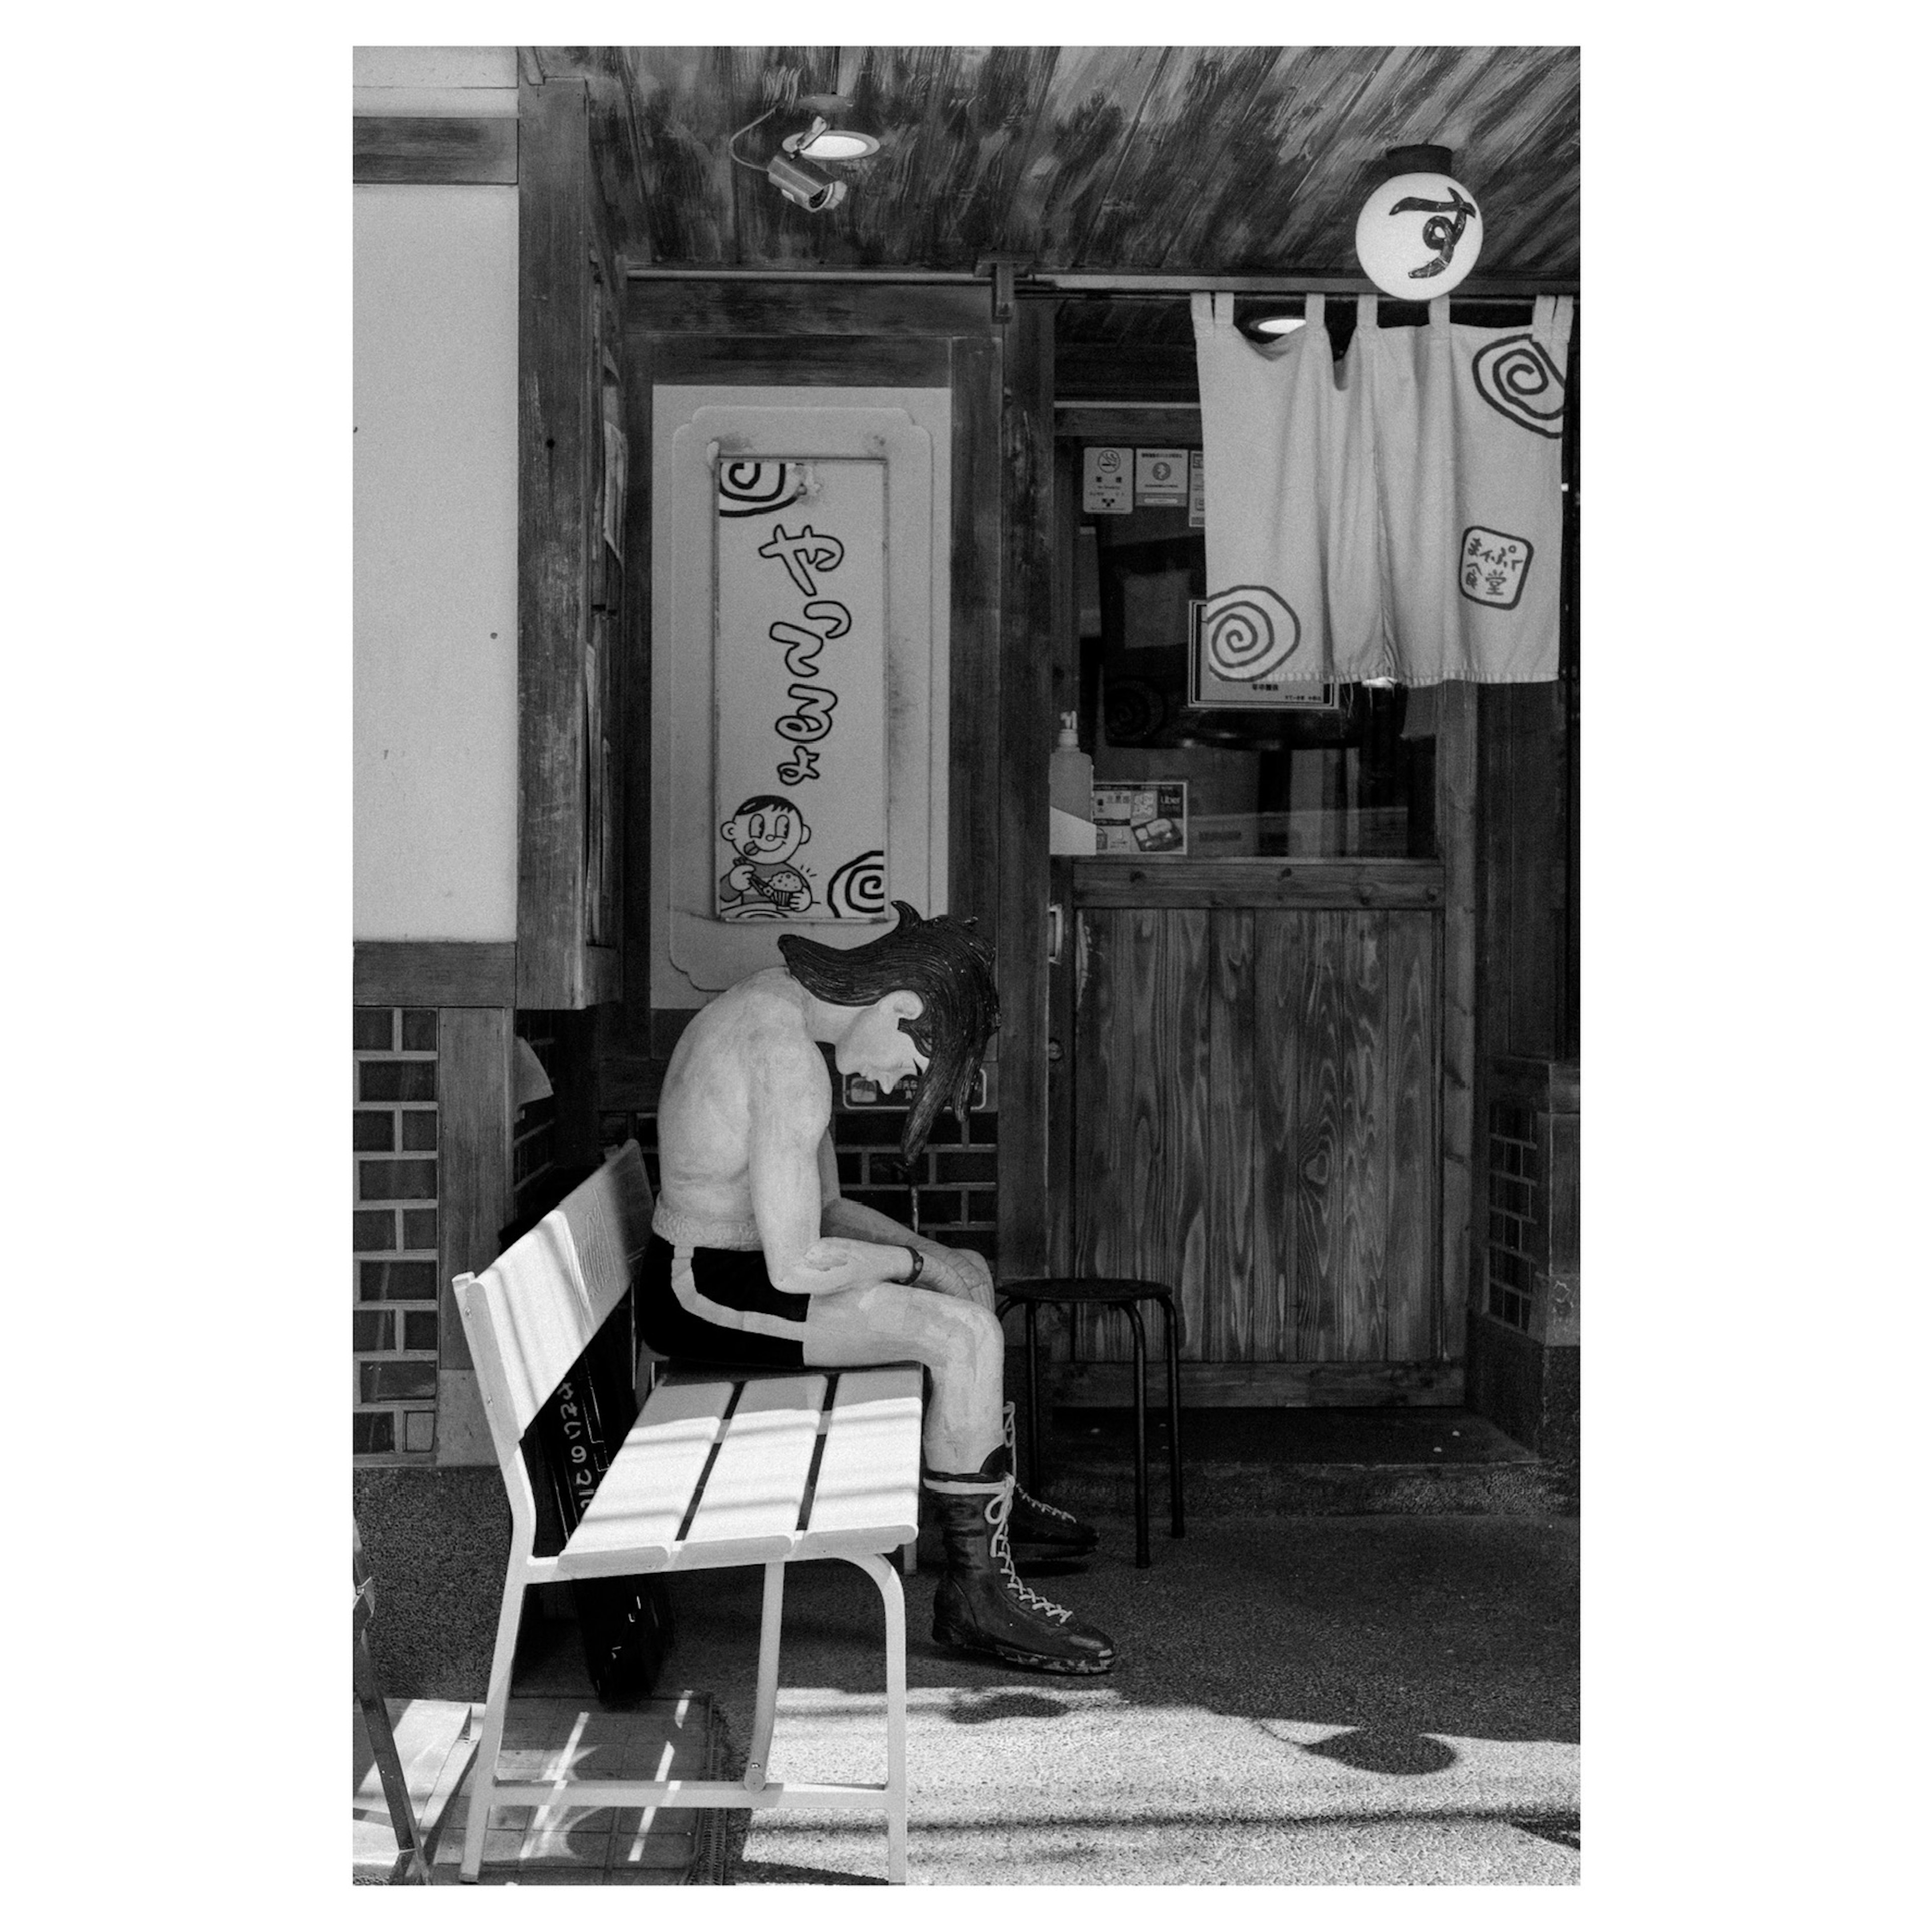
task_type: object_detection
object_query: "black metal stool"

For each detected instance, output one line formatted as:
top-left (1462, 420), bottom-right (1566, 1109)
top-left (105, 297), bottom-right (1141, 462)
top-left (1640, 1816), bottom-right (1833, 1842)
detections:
top-left (995, 1278), bottom-right (1184, 1568)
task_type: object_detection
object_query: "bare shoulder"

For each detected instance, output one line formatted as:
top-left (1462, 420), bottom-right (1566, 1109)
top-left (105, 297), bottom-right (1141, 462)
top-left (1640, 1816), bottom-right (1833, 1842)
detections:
top-left (713, 976), bottom-right (830, 1127)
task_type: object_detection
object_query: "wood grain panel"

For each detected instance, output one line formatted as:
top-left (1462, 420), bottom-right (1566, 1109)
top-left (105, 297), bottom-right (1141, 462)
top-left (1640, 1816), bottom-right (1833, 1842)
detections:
top-left (544, 45), bottom-right (1578, 284)
top-left (353, 115), bottom-right (518, 185)
top-left (1205, 911), bottom-right (1255, 1362)
top-left (1050, 1358), bottom-right (1462, 1409)
top-left (1436, 681), bottom-right (1478, 1358)
top-left (1252, 912), bottom-right (1305, 1362)
top-left (1335, 914), bottom-right (1390, 1360)
top-left (436, 1007), bottom-right (515, 1375)
top-left (1073, 857), bottom-right (1443, 910)
top-left (949, 333), bottom-right (1002, 936)
top-left (1072, 909), bottom-right (1210, 1359)
top-left (1383, 913), bottom-right (1439, 1360)
top-left (516, 78), bottom-right (592, 1008)
top-left (642, 335), bottom-right (952, 388)
top-left (628, 281), bottom-right (989, 338)
top-left (354, 942), bottom-right (517, 1008)
top-left (995, 296), bottom-right (1056, 1279)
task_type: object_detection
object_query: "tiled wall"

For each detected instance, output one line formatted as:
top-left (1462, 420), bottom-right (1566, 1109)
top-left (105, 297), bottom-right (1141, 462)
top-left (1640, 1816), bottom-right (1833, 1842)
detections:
top-left (353, 1008), bottom-right (443, 1460)
top-left (1484, 1099), bottom-right (1539, 1333)
top-left (599, 1069), bottom-right (999, 1265)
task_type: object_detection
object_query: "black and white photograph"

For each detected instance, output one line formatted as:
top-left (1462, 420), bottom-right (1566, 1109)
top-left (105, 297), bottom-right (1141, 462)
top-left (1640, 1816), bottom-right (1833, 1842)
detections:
top-left (15, 12), bottom-right (1917, 1917)
top-left (346, 38), bottom-right (1586, 1886)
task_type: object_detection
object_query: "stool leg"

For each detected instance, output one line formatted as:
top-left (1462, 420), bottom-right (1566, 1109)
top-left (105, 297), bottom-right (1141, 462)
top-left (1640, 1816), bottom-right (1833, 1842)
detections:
top-left (1025, 1300), bottom-right (1042, 1495)
top-left (1162, 1293), bottom-right (1185, 1539)
top-left (1124, 1301), bottom-right (1150, 1568)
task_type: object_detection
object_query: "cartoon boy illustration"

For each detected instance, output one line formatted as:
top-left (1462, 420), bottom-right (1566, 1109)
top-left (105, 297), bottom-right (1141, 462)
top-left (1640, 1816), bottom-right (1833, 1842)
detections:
top-left (719, 794), bottom-right (814, 918)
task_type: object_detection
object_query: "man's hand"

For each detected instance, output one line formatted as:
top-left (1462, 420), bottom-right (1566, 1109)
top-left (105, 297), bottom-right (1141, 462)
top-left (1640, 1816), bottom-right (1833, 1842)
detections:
top-left (918, 1242), bottom-right (995, 1310)
top-left (778, 1237), bottom-right (914, 1298)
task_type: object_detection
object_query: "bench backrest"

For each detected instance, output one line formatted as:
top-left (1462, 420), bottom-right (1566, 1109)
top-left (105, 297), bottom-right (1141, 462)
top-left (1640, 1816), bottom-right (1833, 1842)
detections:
top-left (454, 1140), bottom-right (656, 1471)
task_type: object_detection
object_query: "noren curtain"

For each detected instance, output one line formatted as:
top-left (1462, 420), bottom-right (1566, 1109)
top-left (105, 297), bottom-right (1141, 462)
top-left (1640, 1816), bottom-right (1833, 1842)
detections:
top-left (1192, 291), bottom-right (1573, 685)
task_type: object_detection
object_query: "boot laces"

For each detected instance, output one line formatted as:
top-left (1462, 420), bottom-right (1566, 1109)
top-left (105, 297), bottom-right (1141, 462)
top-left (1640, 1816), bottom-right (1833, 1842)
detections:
top-left (1015, 1483), bottom-right (1080, 1527)
top-left (985, 1484), bottom-right (1073, 1623)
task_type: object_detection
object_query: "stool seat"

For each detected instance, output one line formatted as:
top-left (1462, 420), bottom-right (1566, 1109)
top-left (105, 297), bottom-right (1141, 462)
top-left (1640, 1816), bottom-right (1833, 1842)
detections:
top-left (994, 1277), bottom-right (1184, 1568)
top-left (1000, 1276), bottom-right (1175, 1305)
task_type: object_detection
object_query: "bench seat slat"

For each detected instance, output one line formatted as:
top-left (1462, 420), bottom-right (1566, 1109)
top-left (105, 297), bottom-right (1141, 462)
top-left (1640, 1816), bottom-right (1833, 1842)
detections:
top-left (794, 1368), bottom-right (923, 1557)
top-left (557, 1380), bottom-right (734, 1575)
top-left (679, 1374), bottom-right (826, 1554)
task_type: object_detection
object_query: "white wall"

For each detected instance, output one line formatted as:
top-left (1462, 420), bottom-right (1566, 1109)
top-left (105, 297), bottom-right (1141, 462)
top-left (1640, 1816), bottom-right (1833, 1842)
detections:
top-left (353, 179), bottom-right (518, 940)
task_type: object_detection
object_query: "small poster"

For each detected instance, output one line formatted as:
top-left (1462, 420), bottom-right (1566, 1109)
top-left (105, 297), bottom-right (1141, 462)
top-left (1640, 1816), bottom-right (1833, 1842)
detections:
top-left (1188, 448), bottom-right (1205, 529)
top-left (1082, 446), bottom-right (1132, 514)
top-left (1092, 782), bottom-right (1188, 856)
top-left (1135, 447), bottom-right (1188, 506)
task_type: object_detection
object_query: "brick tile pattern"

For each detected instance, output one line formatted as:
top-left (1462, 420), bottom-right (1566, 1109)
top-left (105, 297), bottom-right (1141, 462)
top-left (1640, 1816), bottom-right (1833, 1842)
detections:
top-left (354, 1007), bottom-right (441, 1462)
top-left (1484, 1100), bottom-right (1539, 1332)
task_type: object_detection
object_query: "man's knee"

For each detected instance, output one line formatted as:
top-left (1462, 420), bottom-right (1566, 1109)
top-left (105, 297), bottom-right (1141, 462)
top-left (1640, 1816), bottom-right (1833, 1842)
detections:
top-left (942, 1295), bottom-right (1004, 1363)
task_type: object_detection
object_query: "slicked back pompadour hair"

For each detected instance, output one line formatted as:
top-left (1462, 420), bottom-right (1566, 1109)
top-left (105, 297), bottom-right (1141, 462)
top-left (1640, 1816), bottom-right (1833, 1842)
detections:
top-left (777, 901), bottom-right (1000, 1164)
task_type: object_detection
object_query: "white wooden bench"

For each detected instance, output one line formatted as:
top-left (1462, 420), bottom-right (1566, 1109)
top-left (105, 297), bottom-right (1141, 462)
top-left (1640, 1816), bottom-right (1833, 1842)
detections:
top-left (453, 1140), bottom-right (922, 1884)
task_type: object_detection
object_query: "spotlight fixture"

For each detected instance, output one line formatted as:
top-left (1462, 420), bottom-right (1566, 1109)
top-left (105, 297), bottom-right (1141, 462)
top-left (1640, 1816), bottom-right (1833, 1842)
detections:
top-left (729, 95), bottom-right (875, 215)
top-left (783, 114), bottom-right (879, 162)
top-left (1250, 313), bottom-right (1306, 337)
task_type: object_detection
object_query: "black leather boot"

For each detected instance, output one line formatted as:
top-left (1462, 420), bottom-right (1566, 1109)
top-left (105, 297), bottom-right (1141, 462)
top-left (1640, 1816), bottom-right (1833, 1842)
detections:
top-left (1003, 1399), bottom-right (1099, 1563)
top-left (925, 1453), bottom-right (1116, 1676)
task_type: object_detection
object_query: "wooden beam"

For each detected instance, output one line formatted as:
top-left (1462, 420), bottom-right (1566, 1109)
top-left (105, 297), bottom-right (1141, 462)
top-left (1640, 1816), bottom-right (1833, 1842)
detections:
top-left (353, 116), bottom-right (517, 186)
top-left (515, 78), bottom-right (592, 1007)
top-left (1046, 1359), bottom-right (1464, 1408)
top-left (995, 298), bottom-right (1055, 1280)
top-left (354, 942), bottom-right (517, 1008)
top-left (1071, 857), bottom-right (1445, 911)
top-left (1436, 683), bottom-right (1478, 1362)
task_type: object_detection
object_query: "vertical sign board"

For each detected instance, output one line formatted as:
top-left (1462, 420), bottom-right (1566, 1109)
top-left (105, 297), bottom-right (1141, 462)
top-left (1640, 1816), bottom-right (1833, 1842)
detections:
top-left (713, 461), bottom-right (889, 922)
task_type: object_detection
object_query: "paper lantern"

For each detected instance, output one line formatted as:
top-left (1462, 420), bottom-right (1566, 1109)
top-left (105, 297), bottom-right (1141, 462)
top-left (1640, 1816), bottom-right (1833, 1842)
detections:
top-left (1355, 144), bottom-right (1483, 299)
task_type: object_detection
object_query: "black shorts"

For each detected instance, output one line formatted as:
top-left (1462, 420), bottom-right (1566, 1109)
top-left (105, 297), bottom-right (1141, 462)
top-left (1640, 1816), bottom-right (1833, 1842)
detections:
top-left (635, 1234), bottom-right (810, 1370)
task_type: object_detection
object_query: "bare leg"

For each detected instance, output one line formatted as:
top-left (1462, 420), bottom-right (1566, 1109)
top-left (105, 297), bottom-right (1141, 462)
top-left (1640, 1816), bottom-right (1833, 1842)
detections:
top-left (803, 1280), bottom-right (1004, 1471)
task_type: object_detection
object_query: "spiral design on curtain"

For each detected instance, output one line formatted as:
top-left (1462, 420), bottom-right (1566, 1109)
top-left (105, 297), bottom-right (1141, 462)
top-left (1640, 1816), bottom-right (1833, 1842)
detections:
top-left (1471, 335), bottom-right (1567, 440)
top-left (1200, 585), bottom-right (1302, 682)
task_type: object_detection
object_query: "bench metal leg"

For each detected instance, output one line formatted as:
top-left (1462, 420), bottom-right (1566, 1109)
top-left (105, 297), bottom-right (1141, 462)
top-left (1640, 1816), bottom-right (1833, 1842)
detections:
top-left (744, 1561), bottom-right (787, 1791)
top-left (845, 1552), bottom-right (909, 1884)
top-left (460, 1561), bottom-right (531, 1882)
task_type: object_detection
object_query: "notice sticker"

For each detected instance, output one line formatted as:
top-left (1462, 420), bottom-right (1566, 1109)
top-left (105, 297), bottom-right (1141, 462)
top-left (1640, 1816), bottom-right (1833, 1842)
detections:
top-left (1135, 447), bottom-right (1188, 506)
top-left (1082, 446), bottom-right (1132, 514)
top-left (1188, 449), bottom-right (1205, 528)
top-left (1091, 781), bottom-right (1188, 856)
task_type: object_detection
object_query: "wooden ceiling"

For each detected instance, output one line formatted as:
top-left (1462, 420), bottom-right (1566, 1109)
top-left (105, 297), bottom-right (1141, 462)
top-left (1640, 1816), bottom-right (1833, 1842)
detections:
top-left (533, 45), bottom-right (1579, 287)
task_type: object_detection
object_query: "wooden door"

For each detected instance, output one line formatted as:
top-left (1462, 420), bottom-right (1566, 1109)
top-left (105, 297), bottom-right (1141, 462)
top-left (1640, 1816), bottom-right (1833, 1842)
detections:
top-left (1060, 873), bottom-right (1456, 1406)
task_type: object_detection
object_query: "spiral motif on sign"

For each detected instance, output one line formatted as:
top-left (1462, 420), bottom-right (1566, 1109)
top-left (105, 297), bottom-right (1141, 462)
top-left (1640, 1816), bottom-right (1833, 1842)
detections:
top-left (1471, 334), bottom-right (1566, 439)
top-left (825, 850), bottom-right (887, 920)
top-left (1200, 586), bottom-right (1301, 683)
top-left (717, 460), bottom-right (804, 516)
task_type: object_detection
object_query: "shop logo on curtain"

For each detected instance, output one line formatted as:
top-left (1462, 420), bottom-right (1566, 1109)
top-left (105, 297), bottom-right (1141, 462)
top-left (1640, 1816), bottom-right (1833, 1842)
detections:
top-left (1199, 585), bottom-right (1301, 682)
top-left (1471, 334), bottom-right (1567, 439)
top-left (1459, 527), bottom-right (1533, 608)
top-left (713, 459), bottom-right (889, 921)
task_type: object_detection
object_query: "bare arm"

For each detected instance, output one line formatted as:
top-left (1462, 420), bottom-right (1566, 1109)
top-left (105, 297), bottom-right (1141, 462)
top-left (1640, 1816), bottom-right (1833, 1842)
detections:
top-left (748, 1035), bottom-right (920, 1297)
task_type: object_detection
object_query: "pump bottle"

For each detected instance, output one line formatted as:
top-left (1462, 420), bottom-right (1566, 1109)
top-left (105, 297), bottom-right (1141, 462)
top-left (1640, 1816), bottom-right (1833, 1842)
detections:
top-left (1048, 712), bottom-right (1096, 855)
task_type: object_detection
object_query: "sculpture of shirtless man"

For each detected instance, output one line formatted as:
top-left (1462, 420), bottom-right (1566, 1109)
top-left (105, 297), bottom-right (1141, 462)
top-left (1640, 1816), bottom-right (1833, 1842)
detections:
top-left (639, 901), bottom-right (1115, 1675)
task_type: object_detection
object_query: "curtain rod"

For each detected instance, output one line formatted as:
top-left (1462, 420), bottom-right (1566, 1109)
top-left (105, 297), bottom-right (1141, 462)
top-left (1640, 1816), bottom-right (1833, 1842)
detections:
top-left (1035, 273), bottom-right (1576, 299)
top-left (624, 265), bottom-right (1578, 299)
